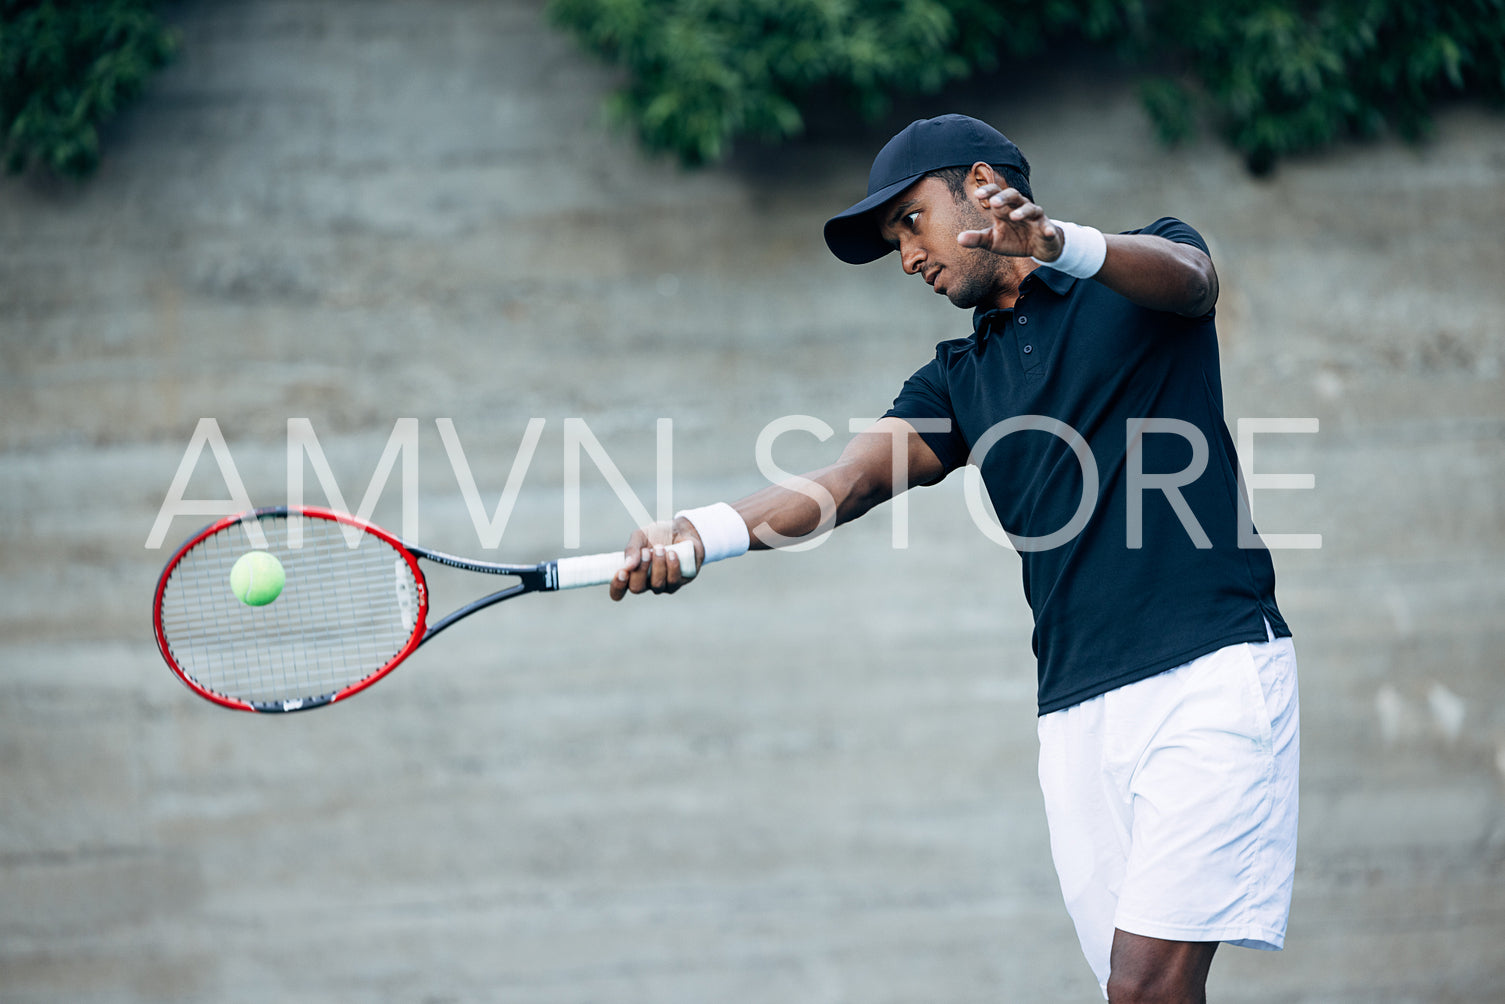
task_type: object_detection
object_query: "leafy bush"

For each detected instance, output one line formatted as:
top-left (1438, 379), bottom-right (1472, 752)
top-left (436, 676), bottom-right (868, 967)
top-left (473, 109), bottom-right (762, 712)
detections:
top-left (1140, 0), bottom-right (1505, 173)
top-left (0, 0), bottom-right (178, 178)
top-left (547, 0), bottom-right (1505, 172)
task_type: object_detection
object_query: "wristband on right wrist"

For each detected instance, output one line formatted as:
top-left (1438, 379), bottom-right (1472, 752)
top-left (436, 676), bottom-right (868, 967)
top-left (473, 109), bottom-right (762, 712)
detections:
top-left (674, 502), bottom-right (750, 564)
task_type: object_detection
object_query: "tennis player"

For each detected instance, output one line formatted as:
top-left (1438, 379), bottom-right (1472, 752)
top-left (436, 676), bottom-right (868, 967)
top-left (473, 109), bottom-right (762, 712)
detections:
top-left (611, 113), bottom-right (1299, 1003)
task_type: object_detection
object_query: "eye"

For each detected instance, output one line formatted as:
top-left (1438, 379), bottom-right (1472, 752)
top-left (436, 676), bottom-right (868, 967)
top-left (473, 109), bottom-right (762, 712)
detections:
top-left (905, 211), bottom-right (920, 227)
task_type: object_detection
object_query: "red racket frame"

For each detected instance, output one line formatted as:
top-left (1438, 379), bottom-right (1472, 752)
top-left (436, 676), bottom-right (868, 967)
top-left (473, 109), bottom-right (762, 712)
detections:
top-left (152, 506), bottom-right (429, 713)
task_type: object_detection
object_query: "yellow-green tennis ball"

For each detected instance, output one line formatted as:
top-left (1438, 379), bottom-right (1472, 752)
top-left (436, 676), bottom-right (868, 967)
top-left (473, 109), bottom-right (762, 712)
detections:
top-left (230, 550), bottom-right (285, 606)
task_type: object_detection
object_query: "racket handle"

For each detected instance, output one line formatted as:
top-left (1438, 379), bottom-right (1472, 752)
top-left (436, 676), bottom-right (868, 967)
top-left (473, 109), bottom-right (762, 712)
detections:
top-left (553, 539), bottom-right (698, 590)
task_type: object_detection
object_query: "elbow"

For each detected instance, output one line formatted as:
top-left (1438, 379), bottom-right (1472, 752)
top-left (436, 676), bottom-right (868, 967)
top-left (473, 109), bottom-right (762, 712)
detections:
top-left (1177, 260), bottom-right (1218, 317)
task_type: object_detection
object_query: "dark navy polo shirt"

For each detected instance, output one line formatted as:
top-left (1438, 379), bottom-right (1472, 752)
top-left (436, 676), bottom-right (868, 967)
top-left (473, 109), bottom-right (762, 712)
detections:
top-left (884, 217), bottom-right (1290, 715)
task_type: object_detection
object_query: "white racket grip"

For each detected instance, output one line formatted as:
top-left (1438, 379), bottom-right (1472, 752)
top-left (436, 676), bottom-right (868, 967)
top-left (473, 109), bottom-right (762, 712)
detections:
top-left (553, 540), bottom-right (698, 590)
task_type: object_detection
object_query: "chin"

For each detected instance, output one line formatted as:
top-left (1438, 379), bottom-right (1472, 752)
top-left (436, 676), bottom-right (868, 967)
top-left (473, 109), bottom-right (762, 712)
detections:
top-left (946, 286), bottom-right (984, 309)
top-left (934, 272), bottom-right (985, 309)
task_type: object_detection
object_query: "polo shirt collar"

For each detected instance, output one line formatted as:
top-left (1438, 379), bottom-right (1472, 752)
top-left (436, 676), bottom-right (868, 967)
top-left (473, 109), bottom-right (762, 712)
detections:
top-left (1028, 264), bottom-right (1079, 297)
top-left (971, 265), bottom-right (1079, 334)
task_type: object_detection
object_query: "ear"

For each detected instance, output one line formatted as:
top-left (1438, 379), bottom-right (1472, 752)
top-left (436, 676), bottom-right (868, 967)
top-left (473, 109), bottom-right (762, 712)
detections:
top-left (969, 161), bottom-right (1001, 193)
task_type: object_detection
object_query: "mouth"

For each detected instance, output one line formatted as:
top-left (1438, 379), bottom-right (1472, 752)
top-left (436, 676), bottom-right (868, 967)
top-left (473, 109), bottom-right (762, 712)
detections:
top-left (923, 266), bottom-right (941, 288)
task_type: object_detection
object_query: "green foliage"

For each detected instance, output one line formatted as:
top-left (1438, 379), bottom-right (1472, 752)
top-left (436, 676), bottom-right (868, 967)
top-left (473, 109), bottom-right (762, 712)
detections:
top-left (1141, 0), bottom-right (1505, 174)
top-left (0, 0), bottom-right (178, 178)
top-left (546, 0), bottom-right (1015, 165)
top-left (547, 0), bottom-right (1505, 172)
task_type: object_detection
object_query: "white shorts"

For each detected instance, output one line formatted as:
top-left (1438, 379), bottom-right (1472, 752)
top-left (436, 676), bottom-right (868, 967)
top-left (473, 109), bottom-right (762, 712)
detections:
top-left (1036, 626), bottom-right (1300, 994)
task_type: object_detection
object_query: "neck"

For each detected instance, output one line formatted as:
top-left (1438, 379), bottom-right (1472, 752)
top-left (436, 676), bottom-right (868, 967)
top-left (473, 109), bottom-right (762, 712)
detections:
top-left (986, 258), bottom-right (1040, 311)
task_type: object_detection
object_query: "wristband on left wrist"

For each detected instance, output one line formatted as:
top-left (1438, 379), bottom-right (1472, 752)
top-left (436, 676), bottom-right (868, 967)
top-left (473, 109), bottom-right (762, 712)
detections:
top-left (1033, 220), bottom-right (1106, 278)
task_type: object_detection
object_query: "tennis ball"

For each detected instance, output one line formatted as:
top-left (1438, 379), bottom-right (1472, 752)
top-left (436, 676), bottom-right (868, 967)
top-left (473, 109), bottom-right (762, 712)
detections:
top-left (230, 550), bottom-right (285, 606)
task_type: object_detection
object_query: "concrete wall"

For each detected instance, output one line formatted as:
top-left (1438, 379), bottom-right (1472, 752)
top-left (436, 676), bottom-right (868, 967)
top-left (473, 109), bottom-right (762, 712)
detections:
top-left (2, 1), bottom-right (1502, 1000)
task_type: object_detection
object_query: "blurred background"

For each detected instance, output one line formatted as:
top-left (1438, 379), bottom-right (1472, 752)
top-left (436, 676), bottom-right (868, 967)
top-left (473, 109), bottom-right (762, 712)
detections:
top-left (2, 1), bottom-right (1502, 1001)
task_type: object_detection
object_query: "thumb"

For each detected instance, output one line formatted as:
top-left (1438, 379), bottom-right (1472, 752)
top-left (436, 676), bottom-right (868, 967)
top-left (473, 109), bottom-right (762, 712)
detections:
top-left (957, 228), bottom-right (992, 249)
top-left (640, 519), bottom-right (676, 548)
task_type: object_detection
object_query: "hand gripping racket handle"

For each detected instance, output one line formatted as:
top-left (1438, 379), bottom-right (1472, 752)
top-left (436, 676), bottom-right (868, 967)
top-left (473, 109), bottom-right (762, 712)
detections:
top-left (553, 540), bottom-right (698, 590)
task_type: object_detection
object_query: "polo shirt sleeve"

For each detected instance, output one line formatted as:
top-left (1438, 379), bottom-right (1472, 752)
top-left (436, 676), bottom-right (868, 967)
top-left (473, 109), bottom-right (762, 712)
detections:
top-left (1137, 217), bottom-right (1214, 318)
top-left (1138, 216), bottom-right (1209, 254)
top-left (882, 355), bottom-right (970, 478)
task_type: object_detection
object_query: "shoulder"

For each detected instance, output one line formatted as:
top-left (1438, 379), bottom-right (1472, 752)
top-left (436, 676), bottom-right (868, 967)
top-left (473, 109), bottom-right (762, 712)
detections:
top-left (901, 336), bottom-right (975, 391)
top-left (892, 335), bottom-right (978, 401)
top-left (933, 334), bottom-right (977, 363)
top-left (1124, 216), bottom-right (1210, 254)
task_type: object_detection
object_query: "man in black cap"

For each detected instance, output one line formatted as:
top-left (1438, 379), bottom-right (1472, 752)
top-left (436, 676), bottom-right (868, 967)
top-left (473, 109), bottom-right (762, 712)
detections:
top-left (612, 113), bottom-right (1299, 1002)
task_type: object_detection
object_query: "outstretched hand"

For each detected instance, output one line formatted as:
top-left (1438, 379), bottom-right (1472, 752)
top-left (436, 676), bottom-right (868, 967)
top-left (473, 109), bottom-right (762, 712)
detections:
top-left (608, 518), bottom-right (704, 600)
top-left (957, 184), bottom-right (1064, 262)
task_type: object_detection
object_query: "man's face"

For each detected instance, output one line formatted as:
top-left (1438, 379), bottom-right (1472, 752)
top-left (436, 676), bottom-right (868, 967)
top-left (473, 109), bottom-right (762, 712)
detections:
top-left (876, 176), bottom-right (1001, 309)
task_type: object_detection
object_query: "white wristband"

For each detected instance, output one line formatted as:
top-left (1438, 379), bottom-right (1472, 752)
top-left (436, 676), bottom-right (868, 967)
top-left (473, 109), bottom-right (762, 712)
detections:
top-left (675, 503), bottom-right (750, 564)
top-left (1033, 220), bottom-right (1106, 278)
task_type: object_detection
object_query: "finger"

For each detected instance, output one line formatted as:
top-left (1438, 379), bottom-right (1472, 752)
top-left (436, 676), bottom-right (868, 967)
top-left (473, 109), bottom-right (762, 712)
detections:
top-left (610, 530), bottom-right (648, 600)
top-left (626, 545), bottom-right (654, 594)
top-left (648, 545), bottom-right (669, 592)
top-left (957, 227), bottom-right (992, 248)
top-left (1009, 201), bottom-right (1046, 223)
top-left (973, 183), bottom-right (1002, 204)
top-left (986, 188), bottom-right (1028, 214)
top-left (662, 545), bottom-right (683, 592)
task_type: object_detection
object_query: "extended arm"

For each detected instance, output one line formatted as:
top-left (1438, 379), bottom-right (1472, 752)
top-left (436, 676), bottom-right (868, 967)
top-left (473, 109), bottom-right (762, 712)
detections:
top-left (735, 415), bottom-right (946, 549)
top-left (1094, 232), bottom-right (1217, 317)
top-left (959, 182), bottom-right (1218, 317)
top-left (609, 417), bottom-right (946, 599)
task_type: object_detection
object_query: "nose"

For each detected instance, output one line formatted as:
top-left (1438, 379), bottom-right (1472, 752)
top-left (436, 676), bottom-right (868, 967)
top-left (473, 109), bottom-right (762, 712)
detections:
top-left (900, 239), bottom-right (924, 276)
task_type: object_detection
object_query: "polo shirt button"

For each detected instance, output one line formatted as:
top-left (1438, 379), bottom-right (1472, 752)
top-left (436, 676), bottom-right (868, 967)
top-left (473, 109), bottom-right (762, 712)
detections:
top-left (1023, 344), bottom-right (1033, 354)
top-left (1018, 315), bottom-right (1029, 325)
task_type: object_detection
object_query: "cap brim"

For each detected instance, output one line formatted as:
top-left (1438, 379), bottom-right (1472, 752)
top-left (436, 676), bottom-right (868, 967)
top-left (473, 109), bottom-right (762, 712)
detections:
top-left (822, 173), bottom-right (923, 265)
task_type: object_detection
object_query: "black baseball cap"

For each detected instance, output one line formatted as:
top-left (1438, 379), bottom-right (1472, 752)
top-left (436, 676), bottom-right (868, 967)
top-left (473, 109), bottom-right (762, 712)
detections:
top-left (823, 114), bottom-right (1029, 265)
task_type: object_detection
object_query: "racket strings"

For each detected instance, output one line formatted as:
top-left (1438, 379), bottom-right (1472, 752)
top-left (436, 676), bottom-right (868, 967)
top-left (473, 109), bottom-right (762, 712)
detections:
top-left (158, 516), bottom-right (421, 706)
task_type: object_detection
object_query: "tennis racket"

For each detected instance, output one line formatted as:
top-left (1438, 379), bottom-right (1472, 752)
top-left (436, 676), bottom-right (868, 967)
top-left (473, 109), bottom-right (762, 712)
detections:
top-left (152, 505), bottom-right (695, 713)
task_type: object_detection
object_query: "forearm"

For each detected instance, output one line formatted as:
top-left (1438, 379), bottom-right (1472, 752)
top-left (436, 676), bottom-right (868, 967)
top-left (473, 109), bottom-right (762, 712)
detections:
top-left (612, 419), bottom-right (943, 599)
top-left (1093, 233), bottom-right (1218, 317)
top-left (731, 455), bottom-right (891, 551)
top-left (963, 185), bottom-right (1217, 317)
